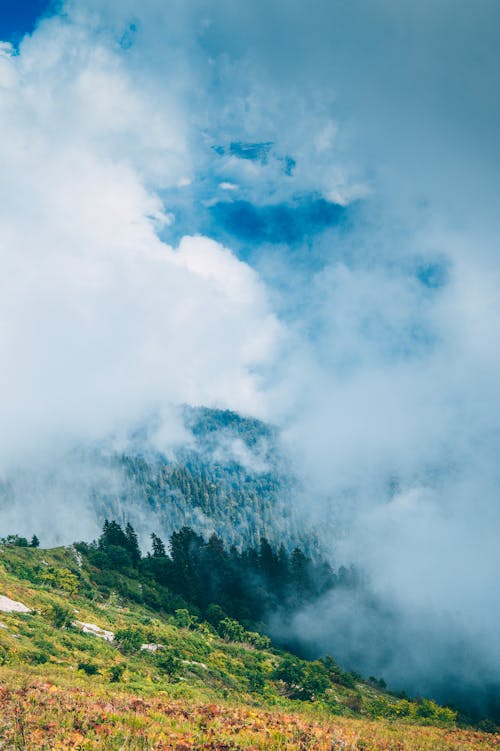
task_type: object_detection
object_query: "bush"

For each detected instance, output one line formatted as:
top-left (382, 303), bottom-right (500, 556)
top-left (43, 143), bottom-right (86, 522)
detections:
top-left (205, 603), bottom-right (227, 628)
top-left (43, 603), bottom-right (73, 629)
top-left (273, 655), bottom-right (304, 687)
top-left (218, 618), bottom-right (245, 643)
top-left (369, 675), bottom-right (387, 690)
top-left (109, 663), bottom-right (125, 683)
top-left (78, 661), bottom-right (99, 676)
top-left (197, 622), bottom-right (213, 637)
top-left (33, 637), bottom-right (59, 656)
top-left (1, 535), bottom-right (29, 547)
top-left (41, 567), bottom-right (79, 594)
top-left (248, 667), bottom-right (265, 693)
top-left (321, 655), bottom-right (356, 688)
top-left (301, 661), bottom-right (330, 700)
top-left (245, 631), bottom-right (271, 650)
top-left (436, 706), bottom-right (457, 726)
top-left (478, 718), bottom-right (498, 734)
top-left (273, 656), bottom-right (329, 701)
top-left (156, 651), bottom-right (180, 676)
top-left (24, 650), bottom-right (49, 665)
top-left (416, 698), bottom-right (439, 720)
top-left (394, 699), bottom-right (412, 718)
top-left (174, 609), bottom-right (198, 629)
top-left (114, 626), bottom-right (144, 653)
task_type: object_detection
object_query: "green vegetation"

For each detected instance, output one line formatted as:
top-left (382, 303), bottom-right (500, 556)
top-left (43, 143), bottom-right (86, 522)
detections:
top-left (0, 521), bottom-right (466, 735)
top-left (77, 519), bottom-right (340, 635)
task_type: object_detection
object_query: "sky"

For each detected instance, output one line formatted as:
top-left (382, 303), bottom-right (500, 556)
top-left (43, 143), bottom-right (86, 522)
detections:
top-left (0, 0), bottom-right (499, 715)
top-left (0, 0), bottom-right (52, 42)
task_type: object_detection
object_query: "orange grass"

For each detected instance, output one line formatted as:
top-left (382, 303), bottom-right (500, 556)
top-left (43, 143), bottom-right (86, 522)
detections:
top-left (0, 675), bottom-right (498, 751)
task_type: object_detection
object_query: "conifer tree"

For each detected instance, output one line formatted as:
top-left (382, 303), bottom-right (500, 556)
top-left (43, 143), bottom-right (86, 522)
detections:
top-left (125, 522), bottom-right (141, 565)
top-left (151, 532), bottom-right (166, 558)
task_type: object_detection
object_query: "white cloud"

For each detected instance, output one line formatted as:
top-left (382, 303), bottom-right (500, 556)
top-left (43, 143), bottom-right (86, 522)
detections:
top-left (0, 29), bottom-right (282, 468)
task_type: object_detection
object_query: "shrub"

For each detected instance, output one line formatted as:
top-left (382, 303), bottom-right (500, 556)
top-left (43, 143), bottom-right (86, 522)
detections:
top-left (478, 718), bottom-right (498, 734)
top-left (1, 535), bottom-right (29, 547)
top-left (33, 637), bottom-right (59, 656)
top-left (205, 603), bottom-right (227, 628)
top-left (436, 706), bottom-right (457, 726)
top-left (273, 655), bottom-right (304, 687)
top-left (369, 675), bottom-right (387, 690)
top-left (218, 618), bottom-right (245, 643)
top-left (174, 609), bottom-right (198, 630)
top-left (273, 656), bottom-right (329, 701)
top-left (78, 661), bottom-right (99, 676)
top-left (156, 651), bottom-right (180, 676)
top-left (248, 668), bottom-right (265, 693)
top-left (197, 622), bottom-right (213, 637)
top-left (321, 655), bottom-right (356, 688)
top-left (114, 626), bottom-right (144, 653)
top-left (41, 567), bottom-right (79, 594)
top-left (394, 699), bottom-right (412, 717)
top-left (42, 603), bottom-right (73, 629)
top-left (301, 661), bottom-right (330, 700)
top-left (109, 664), bottom-right (125, 683)
top-left (245, 631), bottom-right (271, 650)
top-left (416, 698), bottom-right (439, 720)
top-left (24, 650), bottom-right (49, 665)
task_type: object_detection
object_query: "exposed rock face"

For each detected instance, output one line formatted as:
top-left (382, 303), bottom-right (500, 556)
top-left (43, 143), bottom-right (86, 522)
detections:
top-left (0, 595), bottom-right (31, 613)
top-left (75, 620), bottom-right (114, 642)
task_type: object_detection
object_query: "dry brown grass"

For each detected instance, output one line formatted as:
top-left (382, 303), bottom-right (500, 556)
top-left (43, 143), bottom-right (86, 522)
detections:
top-left (0, 677), bottom-right (498, 751)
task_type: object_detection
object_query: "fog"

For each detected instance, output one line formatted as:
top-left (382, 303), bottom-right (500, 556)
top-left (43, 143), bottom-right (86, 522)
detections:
top-left (1, 0), bottom-right (499, 716)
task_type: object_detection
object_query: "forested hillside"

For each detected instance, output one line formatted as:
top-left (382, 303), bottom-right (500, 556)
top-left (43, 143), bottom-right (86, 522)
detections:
top-left (87, 408), bottom-right (315, 553)
top-left (0, 408), bottom-right (316, 555)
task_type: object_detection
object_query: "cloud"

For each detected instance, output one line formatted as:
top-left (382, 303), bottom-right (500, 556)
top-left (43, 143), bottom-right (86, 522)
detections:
top-left (0, 21), bottom-right (282, 469)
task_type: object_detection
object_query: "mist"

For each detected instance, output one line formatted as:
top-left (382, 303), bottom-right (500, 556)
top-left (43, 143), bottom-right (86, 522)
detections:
top-left (1, 0), bottom-right (499, 717)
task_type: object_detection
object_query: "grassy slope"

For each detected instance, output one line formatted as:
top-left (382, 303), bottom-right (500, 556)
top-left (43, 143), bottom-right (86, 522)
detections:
top-left (0, 544), bottom-right (497, 750)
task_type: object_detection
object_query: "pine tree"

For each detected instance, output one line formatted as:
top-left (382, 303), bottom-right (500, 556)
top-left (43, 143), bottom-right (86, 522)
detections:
top-left (151, 532), bottom-right (166, 558)
top-left (125, 523), bottom-right (141, 565)
top-left (99, 520), bottom-right (128, 550)
top-left (30, 534), bottom-right (40, 548)
top-left (290, 547), bottom-right (311, 603)
top-left (258, 537), bottom-right (280, 582)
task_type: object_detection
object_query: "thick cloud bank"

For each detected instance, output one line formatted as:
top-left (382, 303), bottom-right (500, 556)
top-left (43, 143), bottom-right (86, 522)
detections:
top-left (1, 0), bottom-right (500, 716)
top-left (0, 18), bottom-right (282, 466)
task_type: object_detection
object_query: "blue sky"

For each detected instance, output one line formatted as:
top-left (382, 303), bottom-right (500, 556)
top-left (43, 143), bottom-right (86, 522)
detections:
top-left (0, 0), bottom-right (52, 42)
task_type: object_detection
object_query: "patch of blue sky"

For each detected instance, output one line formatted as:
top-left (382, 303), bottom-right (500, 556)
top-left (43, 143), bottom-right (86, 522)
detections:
top-left (213, 141), bottom-right (274, 163)
top-left (208, 196), bottom-right (346, 246)
top-left (158, 137), bottom-right (348, 254)
top-left (0, 0), bottom-right (54, 45)
top-left (158, 188), bottom-right (349, 272)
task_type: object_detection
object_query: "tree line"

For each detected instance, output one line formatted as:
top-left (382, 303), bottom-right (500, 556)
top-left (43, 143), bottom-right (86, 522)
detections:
top-left (79, 519), bottom-right (357, 631)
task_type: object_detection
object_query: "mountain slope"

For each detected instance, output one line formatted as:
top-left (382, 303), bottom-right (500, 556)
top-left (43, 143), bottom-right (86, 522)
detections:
top-left (0, 408), bottom-right (315, 554)
top-left (96, 407), bottom-right (311, 553)
top-left (0, 539), bottom-right (497, 751)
